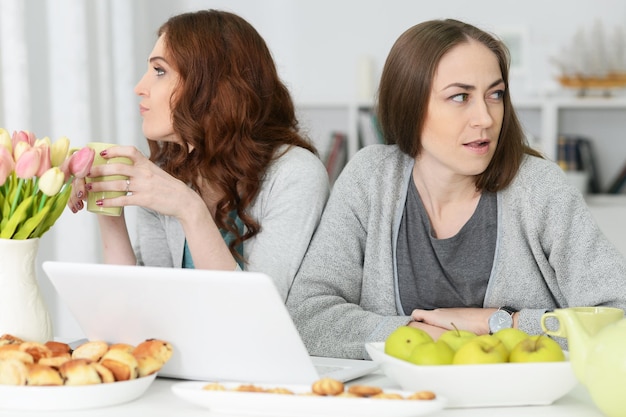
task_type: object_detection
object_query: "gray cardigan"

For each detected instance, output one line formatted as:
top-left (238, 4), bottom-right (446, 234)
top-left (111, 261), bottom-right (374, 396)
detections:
top-left (133, 146), bottom-right (330, 301)
top-left (286, 144), bottom-right (626, 359)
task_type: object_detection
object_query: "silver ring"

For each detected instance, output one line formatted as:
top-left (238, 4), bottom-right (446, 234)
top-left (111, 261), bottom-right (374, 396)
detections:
top-left (125, 179), bottom-right (130, 193)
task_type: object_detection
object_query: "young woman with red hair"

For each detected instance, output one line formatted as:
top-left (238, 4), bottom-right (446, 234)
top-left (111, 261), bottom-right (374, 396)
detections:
top-left (69, 10), bottom-right (329, 301)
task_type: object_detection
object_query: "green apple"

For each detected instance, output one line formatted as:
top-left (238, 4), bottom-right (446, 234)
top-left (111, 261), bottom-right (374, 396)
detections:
top-left (452, 334), bottom-right (508, 365)
top-left (407, 339), bottom-right (454, 365)
top-left (439, 327), bottom-right (477, 352)
top-left (493, 328), bottom-right (530, 353)
top-left (384, 326), bottom-right (433, 361)
top-left (509, 334), bottom-right (565, 363)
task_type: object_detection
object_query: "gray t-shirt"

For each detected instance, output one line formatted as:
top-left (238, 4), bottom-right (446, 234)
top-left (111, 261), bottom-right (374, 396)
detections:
top-left (397, 176), bottom-right (497, 314)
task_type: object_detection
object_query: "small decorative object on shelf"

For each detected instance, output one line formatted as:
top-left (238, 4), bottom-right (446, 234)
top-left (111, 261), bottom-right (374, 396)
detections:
top-left (557, 73), bottom-right (626, 97)
top-left (552, 20), bottom-right (626, 97)
top-left (0, 128), bottom-right (95, 342)
top-left (556, 135), bottom-right (601, 194)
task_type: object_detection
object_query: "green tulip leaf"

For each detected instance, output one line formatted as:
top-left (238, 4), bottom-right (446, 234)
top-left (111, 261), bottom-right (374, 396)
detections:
top-left (13, 205), bottom-right (50, 239)
top-left (33, 184), bottom-right (72, 237)
top-left (0, 195), bottom-right (34, 239)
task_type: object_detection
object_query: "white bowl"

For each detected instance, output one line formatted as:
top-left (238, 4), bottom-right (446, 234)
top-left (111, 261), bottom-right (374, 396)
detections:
top-left (365, 342), bottom-right (578, 408)
top-left (0, 374), bottom-right (157, 411)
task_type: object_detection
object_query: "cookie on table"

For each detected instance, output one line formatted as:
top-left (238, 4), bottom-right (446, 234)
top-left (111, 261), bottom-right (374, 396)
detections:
top-left (311, 377), bottom-right (344, 396)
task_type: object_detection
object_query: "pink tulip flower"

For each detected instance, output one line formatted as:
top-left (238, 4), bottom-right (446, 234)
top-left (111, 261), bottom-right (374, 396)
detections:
top-left (67, 147), bottom-right (95, 179)
top-left (0, 146), bottom-right (14, 186)
top-left (14, 147), bottom-right (41, 179)
top-left (35, 145), bottom-right (51, 177)
top-left (11, 130), bottom-right (35, 149)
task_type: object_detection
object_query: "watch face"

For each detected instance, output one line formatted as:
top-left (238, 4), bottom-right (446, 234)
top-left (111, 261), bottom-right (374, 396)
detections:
top-left (489, 310), bottom-right (513, 333)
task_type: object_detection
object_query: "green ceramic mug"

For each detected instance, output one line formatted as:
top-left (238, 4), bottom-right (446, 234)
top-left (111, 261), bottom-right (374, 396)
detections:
top-left (541, 306), bottom-right (624, 337)
top-left (85, 142), bottom-right (132, 216)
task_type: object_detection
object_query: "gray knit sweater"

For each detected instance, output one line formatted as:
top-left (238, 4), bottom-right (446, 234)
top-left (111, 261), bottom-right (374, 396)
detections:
top-left (286, 144), bottom-right (626, 359)
top-left (133, 146), bottom-right (330, 301)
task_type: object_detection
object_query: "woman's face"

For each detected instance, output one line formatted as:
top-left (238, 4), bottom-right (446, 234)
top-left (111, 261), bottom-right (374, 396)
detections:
top-left (134, 34), bottom-right (180, 143)
top-left (419, 39), bottom-right (504, 179)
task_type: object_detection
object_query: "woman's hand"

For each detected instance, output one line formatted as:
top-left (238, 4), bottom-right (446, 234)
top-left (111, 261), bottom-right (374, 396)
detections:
top-left (406, 320), bottom-right (448, 339)
top-left (67, 176), bottom-right (87, 213)
top-left (410, 307), bottom-right (500, 336)
top-left (76, 145), bottom-right (203, 219)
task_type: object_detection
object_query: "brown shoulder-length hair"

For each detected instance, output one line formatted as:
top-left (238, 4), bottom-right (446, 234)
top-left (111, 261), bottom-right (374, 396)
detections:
top-left (377, 19), bottom-right (541, 192)
top-left (151, 10), bottom-right (317, 261)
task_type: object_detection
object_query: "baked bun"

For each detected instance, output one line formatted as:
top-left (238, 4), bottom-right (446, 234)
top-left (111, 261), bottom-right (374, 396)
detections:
top-left (19, 342), bottom-right (52, 363)
top-left (72, 341), bottom-right (108, 361)
top-left (0, 358), bottom-right (27, 385)
top-left (45, 341), bottom-right (72, 357)
top-left (133, 339), bottom-right (173, 364)
top-left (0, 344), bottom-right (20, 352)
top-left (26, 363), bottom-right (63, 386)
top-left (59, 359), bottom-right (102, 385)
top-left (134, 354), bottom-right (163, 377)
top-left (0, 348), bottom-right (34, 364)
top-left (91, 362), bottom-right (115, 383)
top-left (38, 354), bottom-right (71, 369)
top-left (99, 349), bottom-right (138, 381)
top-left (0, 334), bottom-right (172, 385)
top-left (108, 343), bottom-right (134, 353)
top-left (0, 334), bottom-right (24, 346)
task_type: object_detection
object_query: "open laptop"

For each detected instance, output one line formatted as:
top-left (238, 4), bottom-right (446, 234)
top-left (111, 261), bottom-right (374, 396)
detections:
top-left (42, 261), bottom-right (377, 385)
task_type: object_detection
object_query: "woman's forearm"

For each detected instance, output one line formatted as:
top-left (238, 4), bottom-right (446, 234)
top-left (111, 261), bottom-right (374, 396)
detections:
top-left (97, 213), bottom-right (136, 265)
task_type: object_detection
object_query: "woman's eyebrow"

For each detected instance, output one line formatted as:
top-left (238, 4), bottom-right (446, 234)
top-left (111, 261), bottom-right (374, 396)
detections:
top-left (443, 79), bottom-right (504, 91)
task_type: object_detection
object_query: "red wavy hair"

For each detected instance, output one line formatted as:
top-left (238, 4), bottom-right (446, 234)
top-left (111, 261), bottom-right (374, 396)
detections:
top-left (150, 10), bottom-right (317, 261)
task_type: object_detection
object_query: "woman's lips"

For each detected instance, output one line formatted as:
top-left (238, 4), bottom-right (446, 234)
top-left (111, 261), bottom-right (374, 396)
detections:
top-left (464, 140), bottom-right (491, 155)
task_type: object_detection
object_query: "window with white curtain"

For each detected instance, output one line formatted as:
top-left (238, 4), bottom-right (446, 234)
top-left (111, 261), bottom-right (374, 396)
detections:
top-left (0, 0), bottom-right (149, 338)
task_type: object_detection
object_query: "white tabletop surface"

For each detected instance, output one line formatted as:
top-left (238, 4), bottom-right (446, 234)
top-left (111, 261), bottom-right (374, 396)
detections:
top-left (0, 371), bottom-right (605, 417)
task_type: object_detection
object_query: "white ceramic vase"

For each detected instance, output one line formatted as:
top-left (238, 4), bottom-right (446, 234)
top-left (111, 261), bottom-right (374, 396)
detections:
top-left (0, 238), bottom-right (53, 342)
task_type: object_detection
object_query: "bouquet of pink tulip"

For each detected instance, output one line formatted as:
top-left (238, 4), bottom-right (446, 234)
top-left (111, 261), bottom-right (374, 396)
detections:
top-left (0, 128), bottom-right (95, 239)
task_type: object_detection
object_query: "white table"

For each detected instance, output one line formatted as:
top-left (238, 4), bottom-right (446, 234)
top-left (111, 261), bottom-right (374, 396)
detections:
top-left (0, 372), bottom-right (605, 417)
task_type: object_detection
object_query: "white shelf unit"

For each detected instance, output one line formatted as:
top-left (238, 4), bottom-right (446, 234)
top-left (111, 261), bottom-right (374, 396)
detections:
top-left (298, 97), bottom-right (626, 192)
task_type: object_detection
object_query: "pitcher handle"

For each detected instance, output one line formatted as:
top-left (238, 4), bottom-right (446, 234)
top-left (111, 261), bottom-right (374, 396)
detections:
top-left (541, 312), bottom-right (568, 338)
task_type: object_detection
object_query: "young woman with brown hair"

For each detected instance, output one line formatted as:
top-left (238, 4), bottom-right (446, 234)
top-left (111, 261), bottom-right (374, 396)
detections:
top-left (69, 10), bottom-right (329, 301)
top-left (286, 18), bottom-right (626, 358)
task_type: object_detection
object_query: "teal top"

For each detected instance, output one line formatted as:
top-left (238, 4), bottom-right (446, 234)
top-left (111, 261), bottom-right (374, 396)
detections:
top-left (182, 212), bottom-right (244, 269)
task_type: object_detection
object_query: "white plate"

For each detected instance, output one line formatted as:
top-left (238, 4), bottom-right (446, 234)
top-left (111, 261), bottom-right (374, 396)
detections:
top-left (0, 374), bottom-right (156, 411)
top-left (366, 342), bottom-right (578, 408)
top-left (171, 381), bottom-right (446, 417)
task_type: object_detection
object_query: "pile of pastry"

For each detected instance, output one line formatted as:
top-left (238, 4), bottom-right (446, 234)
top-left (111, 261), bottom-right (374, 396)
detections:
top-left (0, 334), bottom-right (173, 386)
top-left (204, 377), bottom-right (437, 400)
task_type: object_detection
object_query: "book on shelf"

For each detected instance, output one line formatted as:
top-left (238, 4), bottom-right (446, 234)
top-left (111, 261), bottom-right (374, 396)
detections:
top-left (556, 135), bottom-right (601, 194)
top-left (358, 110), bottom-right (383, 147)
top-left (607, 160), bottom-right (626, 194)
top-left (324, 131), bottom-right (348, 186)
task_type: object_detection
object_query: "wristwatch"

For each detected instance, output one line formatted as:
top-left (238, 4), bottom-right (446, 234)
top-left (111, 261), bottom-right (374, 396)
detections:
top-left (488, 306), bottom-right (517, 334)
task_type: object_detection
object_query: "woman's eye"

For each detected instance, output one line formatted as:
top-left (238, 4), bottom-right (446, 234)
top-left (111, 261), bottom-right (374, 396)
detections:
top-left (154, 67), bottom-right (165, 76)
top-left (451, 93), bottom-right (469, 103)
top-left (489, 90), bottom-right (504, 100)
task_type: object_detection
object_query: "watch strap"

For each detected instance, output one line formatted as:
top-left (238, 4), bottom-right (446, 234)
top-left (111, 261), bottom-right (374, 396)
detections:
top-left (500, 306), bottom-right (518, 315)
